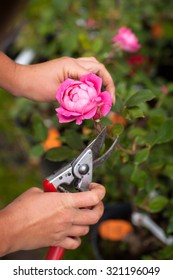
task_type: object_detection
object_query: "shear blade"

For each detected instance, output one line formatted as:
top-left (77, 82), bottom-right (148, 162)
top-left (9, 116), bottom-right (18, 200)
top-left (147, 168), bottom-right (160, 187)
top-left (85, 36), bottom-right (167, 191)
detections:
top-left (93, 136), bottom-right (118, 169)
top-left (88, 126), bottom-right (107, 160)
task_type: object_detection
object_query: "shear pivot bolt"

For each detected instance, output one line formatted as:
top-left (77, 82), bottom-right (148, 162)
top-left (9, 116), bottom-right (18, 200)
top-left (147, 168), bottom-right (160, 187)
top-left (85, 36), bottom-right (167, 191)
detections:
top-left (78, 164), bottom-right (89, 175)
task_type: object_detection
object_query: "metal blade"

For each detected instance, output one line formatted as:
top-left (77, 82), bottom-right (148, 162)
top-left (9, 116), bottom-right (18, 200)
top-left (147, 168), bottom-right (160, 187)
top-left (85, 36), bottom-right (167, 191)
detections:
top-left (88, 127), bottom-right (107, 160)
top-left (72, 127), bottom-right (106, 168)
top-left (93, 136), bottom-right (118, 169)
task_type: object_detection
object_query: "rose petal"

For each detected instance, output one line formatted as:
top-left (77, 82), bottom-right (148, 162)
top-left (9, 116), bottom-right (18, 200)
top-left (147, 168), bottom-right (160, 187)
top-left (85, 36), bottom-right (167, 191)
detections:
top-left (56, 107), bottom-right (81, 117)
top-left (82, 106), bottom-right (97, 119)
top-left (55, 73), bottom-right (113, 125)
top-left (80, 73), bottom-right (102, 94)
top-left (56, 79), bottom-right (75, 103)
top-left (93, 91), bottom-right (112, 120)
top-left (73, 99), bottom-right (90, 113)
top-left (56, 112), bottom-right (77, 123)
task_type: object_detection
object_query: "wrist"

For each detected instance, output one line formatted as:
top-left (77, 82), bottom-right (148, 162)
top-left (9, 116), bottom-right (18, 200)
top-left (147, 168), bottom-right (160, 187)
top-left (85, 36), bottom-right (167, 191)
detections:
top-left (0, 208), bottom-right (13, 257)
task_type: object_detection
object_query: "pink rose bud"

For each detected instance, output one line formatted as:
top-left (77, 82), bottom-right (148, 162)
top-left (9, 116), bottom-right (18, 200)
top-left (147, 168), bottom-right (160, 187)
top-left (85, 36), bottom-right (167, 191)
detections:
top-left (113, 26), bottom-right (141, 53)
top-left (56, 73), bottom-right (112, 125)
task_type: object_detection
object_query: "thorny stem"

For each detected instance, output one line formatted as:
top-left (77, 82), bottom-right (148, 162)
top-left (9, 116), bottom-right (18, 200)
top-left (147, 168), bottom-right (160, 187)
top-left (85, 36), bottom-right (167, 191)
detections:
top-left (108, 133), bottom-right (138, 155)
top-left (116, 143), bottom-right (137, 155)
top-left (93, 120), bottom-right (104, 133)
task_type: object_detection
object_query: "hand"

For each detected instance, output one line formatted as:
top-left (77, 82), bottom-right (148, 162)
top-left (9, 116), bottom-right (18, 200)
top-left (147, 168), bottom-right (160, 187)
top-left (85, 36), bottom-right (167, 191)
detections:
top-left (0, 183), bottom-right (105, 256)
top-left (12, 56), bottom-right (115, 103)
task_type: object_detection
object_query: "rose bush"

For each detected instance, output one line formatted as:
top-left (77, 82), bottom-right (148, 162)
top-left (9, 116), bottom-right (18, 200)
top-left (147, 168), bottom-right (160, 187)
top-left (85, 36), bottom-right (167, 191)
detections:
top-left (112, 27), bottom-right (141, 53)
top-left (55, 73), bottom-right (112, 125)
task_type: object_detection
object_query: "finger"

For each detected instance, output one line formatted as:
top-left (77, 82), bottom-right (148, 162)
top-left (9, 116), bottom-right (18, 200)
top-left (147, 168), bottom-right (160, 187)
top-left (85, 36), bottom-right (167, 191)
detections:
top-left (77, 57), bottom-right (99, 63)
top-left (67, 225), bottom-right (90, 237)
top-left (88, 182), bottom-right (106, 192)
top-left (68, 183), bottom-right (105, 209)
top-left (69, 59), bottom-right (90, 79)
top-left (57, 236), bottom-right (81, 250)
top-left (73, 201), bottom-right (104, 225)
top-left (93, 63), bottom-right (115, 103)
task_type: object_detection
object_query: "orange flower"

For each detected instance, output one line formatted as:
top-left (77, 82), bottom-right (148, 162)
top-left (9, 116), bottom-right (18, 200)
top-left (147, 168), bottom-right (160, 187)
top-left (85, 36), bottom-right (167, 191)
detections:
top-left (99, 219), bottom-right (133, 241)
top-left (42, 128), bottom-right (62, 151)
top-left (151, 23), bottom-right (164, 39)
top-left (108, 112), bottom-right (127, 127)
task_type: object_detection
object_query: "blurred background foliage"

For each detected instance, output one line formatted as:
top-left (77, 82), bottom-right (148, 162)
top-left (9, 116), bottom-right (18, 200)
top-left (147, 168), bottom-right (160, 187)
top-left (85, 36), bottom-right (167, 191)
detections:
top-left (1, 0), bottom-right (173, 259)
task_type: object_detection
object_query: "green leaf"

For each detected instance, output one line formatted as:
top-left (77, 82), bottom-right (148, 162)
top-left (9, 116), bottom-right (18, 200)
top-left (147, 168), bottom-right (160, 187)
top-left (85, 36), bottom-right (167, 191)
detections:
top-left (45, 146), bottom-right (78, 162)
top-left (64, 129), bottom-right (84, 150)
top-left (32, 115), bottom-right (47, 142)
top-left (30, 144), bottom-right (44, 158)
top-left (131, 166), bottom-right (147, 189)
top-left (148, 195), bottom-right (168, 213)
top-left (100, 117), bottom-right (112, 127)
top-left (148, 108), bottom-right (166, 129)
top-left (147, 145), bottom-right (168, 170)
top-left (116, 82), bottom-right (127, 99)
top-left (134, 148), bottom-right (150, 165)
top-left (163, 164), bottom-right (173, 180)
top-left (145, 130), bottom-right (158, 146)
top-left (110, 123), bottom-right (124, 136)
top-left (157, 246), bottom-right (173, 259)
top-left (124, 106), bottom-right (145, 120)
top-left (112, 95), bottom-right (124, 112)
top-left (128, 127), bottom-right (147, 139)
top-left (155, 119), bottom-right (173, 144)
top-left (125, 90), bottom-right (155, 107)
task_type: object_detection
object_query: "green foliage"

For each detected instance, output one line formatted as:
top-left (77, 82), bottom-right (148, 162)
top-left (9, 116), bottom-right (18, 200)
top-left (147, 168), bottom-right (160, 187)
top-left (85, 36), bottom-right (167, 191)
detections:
top-left (45, 146), bottom-right (78, 162)
top-left (8, 0), bottom-right (173, 259)
top-left (125, 90), bottom-right (155, 107)
top-left (148, 195), bottom-right (169, 213)
top-left (156, 119), bottom-right (173, 144)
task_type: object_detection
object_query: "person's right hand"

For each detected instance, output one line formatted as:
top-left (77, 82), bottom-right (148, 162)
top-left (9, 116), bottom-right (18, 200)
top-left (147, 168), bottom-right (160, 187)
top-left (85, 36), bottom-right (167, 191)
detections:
top-left (0, 183), bottom-right (105, 256)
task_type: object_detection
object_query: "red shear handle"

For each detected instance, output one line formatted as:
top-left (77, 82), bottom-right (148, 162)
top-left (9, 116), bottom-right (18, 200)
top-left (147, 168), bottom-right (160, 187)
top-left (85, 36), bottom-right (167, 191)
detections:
top-left (46, 246), bottom-right (65, 260)
top-left (43, 179), bottom-right (65, 260)
top-left (44, 179), bottom-right (57, 193)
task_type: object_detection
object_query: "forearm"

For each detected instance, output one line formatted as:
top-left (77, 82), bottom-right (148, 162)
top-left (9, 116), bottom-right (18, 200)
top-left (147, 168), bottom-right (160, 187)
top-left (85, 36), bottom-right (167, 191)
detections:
top-left (0, 52), bottom-right (18, 94)
top-left (0, 51), bottom-right (56, 101)
top-left (0, 51), bottom-right (30, 99)
top-left (0, 208), bottom-right (12, 257)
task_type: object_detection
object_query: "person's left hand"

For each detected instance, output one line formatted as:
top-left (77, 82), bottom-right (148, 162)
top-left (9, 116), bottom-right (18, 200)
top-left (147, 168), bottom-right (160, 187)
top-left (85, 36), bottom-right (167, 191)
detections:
top-left (13, 56), bottom-right (115, 103)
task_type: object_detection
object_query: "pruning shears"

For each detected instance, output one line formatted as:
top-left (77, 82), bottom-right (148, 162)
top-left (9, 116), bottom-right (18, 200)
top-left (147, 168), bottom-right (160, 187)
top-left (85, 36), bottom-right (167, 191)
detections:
top-left (43, 126), bottom-right (118, 260)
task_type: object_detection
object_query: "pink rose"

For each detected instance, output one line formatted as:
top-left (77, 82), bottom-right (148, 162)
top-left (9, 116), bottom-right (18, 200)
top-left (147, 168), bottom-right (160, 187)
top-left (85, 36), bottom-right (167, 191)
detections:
top-left (113, 27), bottom-right (141, 53)
top-left (56, 73), bottom-right (112, 125)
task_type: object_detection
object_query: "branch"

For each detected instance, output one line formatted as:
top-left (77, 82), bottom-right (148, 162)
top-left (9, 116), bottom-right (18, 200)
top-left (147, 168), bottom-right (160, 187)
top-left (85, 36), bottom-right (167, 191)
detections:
top-left (116, 143), bottom-right (137, 155)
